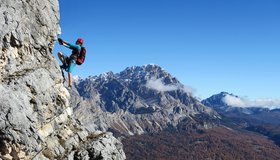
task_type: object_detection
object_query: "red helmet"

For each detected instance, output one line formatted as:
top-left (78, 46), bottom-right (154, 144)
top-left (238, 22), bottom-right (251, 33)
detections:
top-left (76, 38), bottom-right (84, 45)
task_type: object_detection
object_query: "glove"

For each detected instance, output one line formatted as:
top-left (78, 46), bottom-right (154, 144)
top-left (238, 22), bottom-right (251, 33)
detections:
top-left (58, 38), bottom-right (63, 45)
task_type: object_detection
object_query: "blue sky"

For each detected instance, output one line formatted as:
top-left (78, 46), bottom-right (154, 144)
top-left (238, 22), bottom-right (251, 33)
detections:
top-left (54, 0), bottom-right (280, 100)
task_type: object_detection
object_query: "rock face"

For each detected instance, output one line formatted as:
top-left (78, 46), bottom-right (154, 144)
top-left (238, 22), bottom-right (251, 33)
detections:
top-left (73, 132), bottom-right (125, 160)
top-left (72, 65), bottom-right (219, 136)
top-left (0, 0), bottom-right (125, 159)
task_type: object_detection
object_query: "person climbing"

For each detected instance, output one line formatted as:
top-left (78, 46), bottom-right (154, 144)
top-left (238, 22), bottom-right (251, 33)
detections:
top-left (57, 37), bottom-right (84, 89)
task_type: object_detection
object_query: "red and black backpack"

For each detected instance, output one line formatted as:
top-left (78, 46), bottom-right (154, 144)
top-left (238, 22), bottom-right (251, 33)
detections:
top-left (76, 47), bottom-right (86, 65)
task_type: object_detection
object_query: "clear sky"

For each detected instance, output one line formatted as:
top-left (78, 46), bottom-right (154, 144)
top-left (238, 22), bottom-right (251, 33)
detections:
top-left (54, 0), bottom-right (280, 100)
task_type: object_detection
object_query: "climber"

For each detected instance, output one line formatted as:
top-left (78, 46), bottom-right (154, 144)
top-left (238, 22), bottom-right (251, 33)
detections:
top-left (57, 37), bottom-right (84, 89)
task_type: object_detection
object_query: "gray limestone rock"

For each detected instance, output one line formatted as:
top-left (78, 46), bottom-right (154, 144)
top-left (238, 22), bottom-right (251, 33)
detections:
top-left (0, 0), bottom-right (64, 158)
top-left (0, 0), bottom-right (125, 159)
top-left (74, 132), bottom-right (126, 160)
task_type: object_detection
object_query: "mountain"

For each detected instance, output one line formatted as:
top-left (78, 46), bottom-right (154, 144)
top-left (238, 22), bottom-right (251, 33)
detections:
top-left (202, 92), bottom-right (263, 114)
top-left (202, 92), bottom-right (280, 125)
top-left (72, 64), bottom-right (219, 136)
top-left (0, 1), bottom-right (125, 159)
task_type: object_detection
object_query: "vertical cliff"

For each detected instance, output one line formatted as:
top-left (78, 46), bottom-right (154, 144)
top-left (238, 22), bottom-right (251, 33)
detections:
top-left (0, 0), bottom-right (125, 159)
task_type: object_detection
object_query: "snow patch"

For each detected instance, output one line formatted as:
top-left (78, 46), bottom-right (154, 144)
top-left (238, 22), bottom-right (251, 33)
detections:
top-left (73, 75), bottom-right (82, 83)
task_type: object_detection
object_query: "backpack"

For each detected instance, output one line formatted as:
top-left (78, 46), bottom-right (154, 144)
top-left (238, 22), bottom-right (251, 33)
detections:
top-left (76, 47), bottom-right (86, 65)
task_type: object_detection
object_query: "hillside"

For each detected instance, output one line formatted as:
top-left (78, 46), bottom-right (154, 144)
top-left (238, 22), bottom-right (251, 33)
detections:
top-left (123, 127), bottom-right (280, 160)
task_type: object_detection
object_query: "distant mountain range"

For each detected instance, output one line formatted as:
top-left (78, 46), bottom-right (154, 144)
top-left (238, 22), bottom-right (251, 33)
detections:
top-left (71, 64), bottom-right (280, 159)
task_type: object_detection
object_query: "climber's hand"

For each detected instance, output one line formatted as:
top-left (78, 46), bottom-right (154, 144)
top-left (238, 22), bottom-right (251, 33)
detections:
top-left (58, 38), bottom-right (63, 45)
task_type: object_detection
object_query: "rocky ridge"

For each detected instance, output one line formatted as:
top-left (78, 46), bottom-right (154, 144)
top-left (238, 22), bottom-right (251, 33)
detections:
top-left (72, 64), bottom-right (220, 136)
